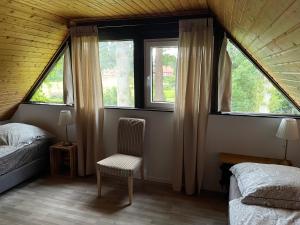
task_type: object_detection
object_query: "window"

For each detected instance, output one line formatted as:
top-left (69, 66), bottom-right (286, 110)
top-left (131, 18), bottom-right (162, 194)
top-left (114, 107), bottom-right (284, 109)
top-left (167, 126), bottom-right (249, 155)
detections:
top-left (144, 39), bottom-right (178, 109)
top-left (226, 40), bottom-right (300, 115)
top-left (27, 21), bottom-right (179, 110)
top-left (99, 40), bottom-right (135, 107)
top-left (30, 53), bottom-right (64, 104)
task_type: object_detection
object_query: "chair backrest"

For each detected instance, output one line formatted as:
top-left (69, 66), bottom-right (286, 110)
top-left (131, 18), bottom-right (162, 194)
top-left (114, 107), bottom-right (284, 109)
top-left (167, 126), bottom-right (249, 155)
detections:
top-left (117, 117), bottom-right (146, 157)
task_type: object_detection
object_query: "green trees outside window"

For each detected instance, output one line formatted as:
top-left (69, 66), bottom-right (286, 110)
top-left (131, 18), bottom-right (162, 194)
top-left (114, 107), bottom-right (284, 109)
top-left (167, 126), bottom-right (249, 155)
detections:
top-left (227, 41), bottom-right (299, 115)
top-left (29, 38), bottom-right (299, 117)
top-left (152, 47), bottom-right (177, 103)
top-left (99, 40), bottom-right (135, 107)
top-left (30, 54), bottom-right (64, 104)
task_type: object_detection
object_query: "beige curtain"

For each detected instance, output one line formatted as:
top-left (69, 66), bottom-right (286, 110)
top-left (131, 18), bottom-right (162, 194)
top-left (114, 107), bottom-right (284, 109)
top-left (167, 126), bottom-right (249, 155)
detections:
top-left (63, 45), bottom-right (74, 105)
top-left (70, 26), bottom-right (104, 176)
top-left (173, 18), bottom-right (214, 195)
top-left (218, 36), bottom-right (232, 112)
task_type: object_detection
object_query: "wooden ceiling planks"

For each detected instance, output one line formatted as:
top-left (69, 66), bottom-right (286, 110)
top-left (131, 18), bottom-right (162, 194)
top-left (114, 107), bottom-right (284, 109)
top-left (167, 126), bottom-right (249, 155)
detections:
top-left (15, 0), bottom-right (208, 19)
top-left (209, 0), bottom-right (300, 106)
top-left (0, 0), bottom-right (208, 120)
top-left (0, 0), bottom-right (67, 119)
top-left (0, 0), bottom-right (300, 119)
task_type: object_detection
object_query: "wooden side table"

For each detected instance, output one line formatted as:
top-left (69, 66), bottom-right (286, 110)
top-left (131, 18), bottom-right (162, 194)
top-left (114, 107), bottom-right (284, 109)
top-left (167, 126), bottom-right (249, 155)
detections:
top-left (50, 142), bottom-right (77, 178)
top-left (219, 152), bottom-right (289, 192)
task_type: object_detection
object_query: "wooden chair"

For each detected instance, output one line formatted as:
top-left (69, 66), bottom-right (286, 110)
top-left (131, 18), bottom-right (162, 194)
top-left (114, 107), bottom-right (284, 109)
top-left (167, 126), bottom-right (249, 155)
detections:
top-left (96, 117), bottom-right (146, 204)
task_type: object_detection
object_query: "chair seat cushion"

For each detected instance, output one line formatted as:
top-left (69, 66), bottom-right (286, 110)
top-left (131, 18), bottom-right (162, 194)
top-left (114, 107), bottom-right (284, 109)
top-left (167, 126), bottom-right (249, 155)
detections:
top-left (97, 154), bottom-right (142, 177)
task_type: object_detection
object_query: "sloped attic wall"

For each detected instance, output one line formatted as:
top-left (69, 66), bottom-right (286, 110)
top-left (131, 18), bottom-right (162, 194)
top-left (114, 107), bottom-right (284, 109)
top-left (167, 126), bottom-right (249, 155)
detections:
top-left (0, 0), bottom-right (207, 120)
top-left (209, 0), bottom-right (300, 106)
top-left (1, 0), bottom-right (300, 120)
top-left (0, 0), bottom-right (67, 119)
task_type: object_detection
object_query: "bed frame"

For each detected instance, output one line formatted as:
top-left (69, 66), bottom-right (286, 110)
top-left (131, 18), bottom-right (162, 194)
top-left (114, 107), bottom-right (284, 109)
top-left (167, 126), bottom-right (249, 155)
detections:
top-left (0, 157), bottom-right (48, 193)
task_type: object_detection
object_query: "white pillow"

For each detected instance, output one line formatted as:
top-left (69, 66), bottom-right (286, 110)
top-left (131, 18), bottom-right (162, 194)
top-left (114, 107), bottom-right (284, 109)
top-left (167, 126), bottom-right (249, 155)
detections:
top-left (230, 162), bottom-right (300, 210)
top-left (0, 123), bottom-right (52, 147)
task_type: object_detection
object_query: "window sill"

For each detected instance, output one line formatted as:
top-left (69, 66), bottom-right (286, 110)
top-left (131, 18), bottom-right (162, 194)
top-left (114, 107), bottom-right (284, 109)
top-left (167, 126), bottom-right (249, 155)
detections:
top-left (23, 102), bottom-right (74, 107)
top-left (211, 111), bottom-right (300, 119)
top-left (23, 103), bottom-right (174, 112)
top-left (104, 106), bottom-right (174, 112)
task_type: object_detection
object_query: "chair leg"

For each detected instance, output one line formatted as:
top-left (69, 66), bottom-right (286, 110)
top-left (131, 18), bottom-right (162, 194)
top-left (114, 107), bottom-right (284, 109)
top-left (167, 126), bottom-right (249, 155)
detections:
top-left (128, 176), bottom-right (133, 204)
top-left (97, 168), bottom-right (101, 197)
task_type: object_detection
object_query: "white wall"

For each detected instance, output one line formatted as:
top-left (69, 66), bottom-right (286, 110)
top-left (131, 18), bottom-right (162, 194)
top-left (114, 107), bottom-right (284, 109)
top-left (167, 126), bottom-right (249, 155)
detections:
top-left (204, 115), bottom-right (300, 191)
top-left (12, 104), bottom-right (174, 184)
top-left (11, 104), bottom-right (300, 191)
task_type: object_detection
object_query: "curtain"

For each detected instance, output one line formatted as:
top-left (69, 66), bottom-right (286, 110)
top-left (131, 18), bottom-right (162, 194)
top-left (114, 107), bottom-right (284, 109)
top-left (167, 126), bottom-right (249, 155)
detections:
top-left (70, 26), bottom-right (104, 176)
top-left (173, 18), bottom-right (214, 195)
top-left (218, 36), bottom-right (232, 112)
top-left (63, 45), bottom-right (74, 105)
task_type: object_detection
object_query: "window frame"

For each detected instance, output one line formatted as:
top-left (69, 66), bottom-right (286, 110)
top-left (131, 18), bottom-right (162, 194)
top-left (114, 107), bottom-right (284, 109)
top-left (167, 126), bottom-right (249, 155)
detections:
top-left (29, 52), bottom-right (65, 104)
top-left (210, 24), bottom-right (300, 118)
top-left (97, 21), bottom-right (179, 110)
top-left (144, 38), bottom-right (178, 110)
top-left (24, 38), bottom-right (70, 105)
top-left (25, 16), bottom-right (300, 117)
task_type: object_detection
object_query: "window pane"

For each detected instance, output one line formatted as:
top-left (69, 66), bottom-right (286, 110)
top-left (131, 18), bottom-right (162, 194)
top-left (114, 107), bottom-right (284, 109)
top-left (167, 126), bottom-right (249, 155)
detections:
top-left (227, 41), bottom-right (300, 115)
top-left (30, 54), bottom-right (64, 104)
top-left (99, 41), bottom-right (134, 107)
top-left (152, 46), bottom-right (177, 103)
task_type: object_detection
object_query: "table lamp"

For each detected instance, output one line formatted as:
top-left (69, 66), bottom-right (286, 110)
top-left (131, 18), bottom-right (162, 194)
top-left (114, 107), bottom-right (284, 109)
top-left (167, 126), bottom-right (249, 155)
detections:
top-left (276, 118), bottom-right (299, 165)
top-left (58, 110), bottom-right (72, 146)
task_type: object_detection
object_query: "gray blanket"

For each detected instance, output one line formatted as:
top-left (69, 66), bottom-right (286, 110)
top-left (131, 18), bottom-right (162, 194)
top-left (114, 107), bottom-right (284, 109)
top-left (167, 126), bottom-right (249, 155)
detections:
top-left (0, 139), bottom-right (50, 176)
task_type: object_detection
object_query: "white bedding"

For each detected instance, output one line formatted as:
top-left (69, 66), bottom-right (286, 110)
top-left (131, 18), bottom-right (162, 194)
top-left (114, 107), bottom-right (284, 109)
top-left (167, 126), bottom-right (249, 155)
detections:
top-left (229, 198), bottom-right (300, 225)
top-left (0, 145), bottom-right (18, 158)
top-left (230, 162), bottom-right (300, 209)
top-left (0, 123), bottom-right (52, 148)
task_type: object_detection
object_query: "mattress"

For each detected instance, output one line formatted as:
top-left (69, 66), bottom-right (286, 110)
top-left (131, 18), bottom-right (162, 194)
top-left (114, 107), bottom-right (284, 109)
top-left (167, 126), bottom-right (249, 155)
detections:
top-left (229, 175), bottom-right (241, 201)
top-left (0, 139), bottom-right (51, 176)
top-left (229, 175), bottom-right (300, 225)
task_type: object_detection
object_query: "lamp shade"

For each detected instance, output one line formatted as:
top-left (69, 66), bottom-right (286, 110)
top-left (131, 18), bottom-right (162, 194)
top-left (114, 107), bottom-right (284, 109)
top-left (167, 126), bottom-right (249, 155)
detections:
top-left (58, 110), bottom-right (72, 126)
top-left (276, 118), bottom-right (299, 140)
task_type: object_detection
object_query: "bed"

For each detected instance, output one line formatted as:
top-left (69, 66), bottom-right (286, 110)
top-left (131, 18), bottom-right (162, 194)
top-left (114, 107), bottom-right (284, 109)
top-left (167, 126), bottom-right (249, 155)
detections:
top-left (229, 165), bottom-right (300, 225)
top-left (0, 123), bottom-right (53, 193)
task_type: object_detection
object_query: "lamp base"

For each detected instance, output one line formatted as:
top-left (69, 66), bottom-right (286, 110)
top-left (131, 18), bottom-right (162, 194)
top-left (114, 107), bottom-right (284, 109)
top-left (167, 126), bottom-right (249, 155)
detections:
top-left (279, 159), bottom-right (292, 166)
top-left (62, 141), bottom-right (72, 146)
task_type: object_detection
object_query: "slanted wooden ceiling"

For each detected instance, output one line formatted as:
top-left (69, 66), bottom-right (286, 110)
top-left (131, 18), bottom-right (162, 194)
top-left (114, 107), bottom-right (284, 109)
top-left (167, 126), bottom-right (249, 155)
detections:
top-left (0, 0), bottom-right (299, 120)
top-left (209, 0), bottom-right (300, 109)
top-left (0, 0), bottom-right (207, 120)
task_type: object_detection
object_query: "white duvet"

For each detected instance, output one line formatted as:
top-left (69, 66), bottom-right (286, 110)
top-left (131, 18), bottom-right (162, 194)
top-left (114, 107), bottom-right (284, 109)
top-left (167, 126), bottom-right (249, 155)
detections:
top-left (229, 198), bottom-right (300, 225)
top-left (0, 123), bottom-right (51, 148)
top-left (0, 123), bottom-right (52, 158)
top-left (0, 145), bottom-right (18, 158)
top-left (230, 162), bottom-right (300, 210)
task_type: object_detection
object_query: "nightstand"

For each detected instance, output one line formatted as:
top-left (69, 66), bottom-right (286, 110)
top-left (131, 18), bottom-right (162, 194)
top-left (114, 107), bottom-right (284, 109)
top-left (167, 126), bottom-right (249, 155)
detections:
top-left (50, 142), bottom-right (77, 178)
top-left (219, 152), bottom-right (289, 192)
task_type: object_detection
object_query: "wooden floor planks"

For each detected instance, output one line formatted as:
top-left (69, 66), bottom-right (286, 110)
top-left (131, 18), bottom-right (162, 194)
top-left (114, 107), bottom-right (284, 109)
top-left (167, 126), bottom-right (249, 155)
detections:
top-left (0, 176), bottom-right (228, 225)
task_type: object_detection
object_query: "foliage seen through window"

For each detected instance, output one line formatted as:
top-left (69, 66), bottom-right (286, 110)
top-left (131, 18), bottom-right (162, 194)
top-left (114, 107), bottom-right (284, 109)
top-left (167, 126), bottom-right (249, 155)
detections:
top-left (30, 54), bottom-right (64, 104)
top-left (99, 41), bottom-right (135, 107)
top-left (227, 41), bottom-right (300, 115)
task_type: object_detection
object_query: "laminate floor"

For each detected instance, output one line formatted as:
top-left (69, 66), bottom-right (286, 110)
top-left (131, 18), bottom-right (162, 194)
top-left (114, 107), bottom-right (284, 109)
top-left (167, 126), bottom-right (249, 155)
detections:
top-left (0, 176), bottom-right (228, 225)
